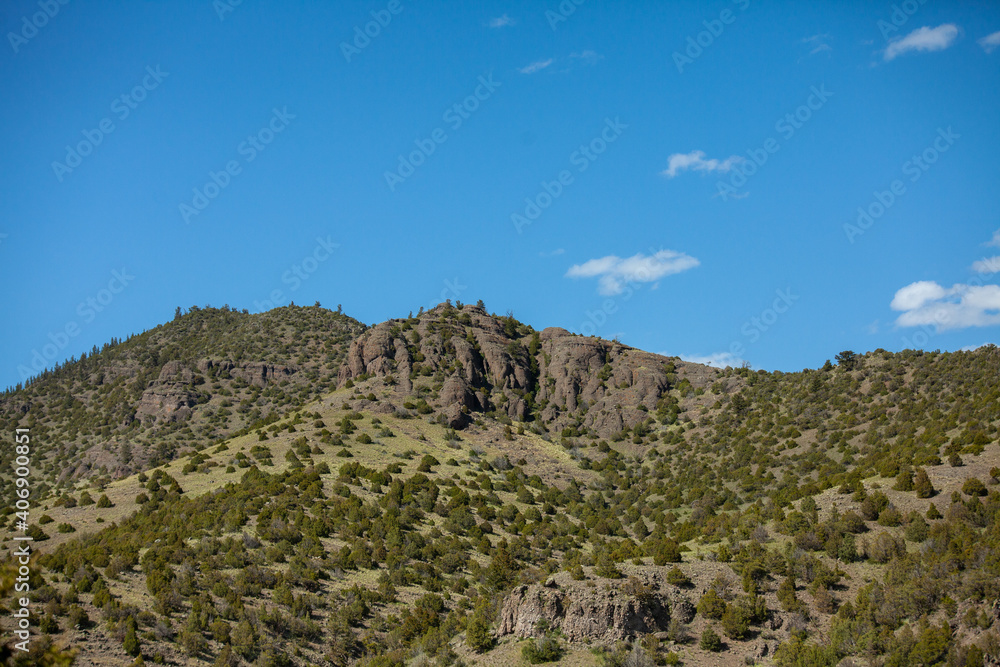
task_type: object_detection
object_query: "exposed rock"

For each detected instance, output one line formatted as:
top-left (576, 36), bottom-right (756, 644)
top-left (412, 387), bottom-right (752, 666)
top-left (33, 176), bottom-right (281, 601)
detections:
top-left (441, 376), bottom-right (479, 411)
top-left (230, 362), bottom-right (297, 388)
top-left (340, 326), bottom-right (399, 380)
top-left (135, 385), bottom-right (198, 423)
top-left (157, 360), bottom-right (191, 382)
top-left (497, 572), bottom-right (694, 643)
top-left (443, 404), bottom-right (472, 430)
top-left (337, 304), bottom-right (726, 439)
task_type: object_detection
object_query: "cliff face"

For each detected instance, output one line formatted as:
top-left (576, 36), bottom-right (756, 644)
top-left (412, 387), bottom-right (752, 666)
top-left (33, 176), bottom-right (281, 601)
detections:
top-left (496, 572), bottom-right (696, 643)
top-left (134, 359), bottom-right (299, 424)
top-left (338, 303), bottom-right (728, 436)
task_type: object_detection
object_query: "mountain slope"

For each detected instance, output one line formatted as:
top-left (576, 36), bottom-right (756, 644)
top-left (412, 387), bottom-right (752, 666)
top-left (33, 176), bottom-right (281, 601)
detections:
top-left (1, 304), bottom-right (999, 667)
top-left (0, 304), bottom-right (365, 492)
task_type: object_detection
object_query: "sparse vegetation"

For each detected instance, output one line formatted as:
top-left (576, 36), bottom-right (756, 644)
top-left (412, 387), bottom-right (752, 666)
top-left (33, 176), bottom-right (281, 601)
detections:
top-left (1, 306), bottom-right (998, 666)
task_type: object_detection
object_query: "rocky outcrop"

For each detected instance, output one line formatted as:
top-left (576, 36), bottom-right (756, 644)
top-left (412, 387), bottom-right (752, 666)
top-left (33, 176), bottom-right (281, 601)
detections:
top-left (230, 362), bottom-right (296, 388)
top-left (135, 385), bottom-right (199, 423)
top-left (195, 359), bottom-right (297, 387)
top-left (497, 572), bottom-right (695, 643)
top-left (337, 304), bottom-right (724, 437)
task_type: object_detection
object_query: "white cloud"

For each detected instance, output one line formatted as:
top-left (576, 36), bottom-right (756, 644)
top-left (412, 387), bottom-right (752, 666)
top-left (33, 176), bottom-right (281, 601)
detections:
top-left (978, 30), bottom-right (1000, 53)
top-left (570, 50), bottom-right (602, 64)
top-left (960, 343), bottom-right (990, 352)
top-left (890, 280), bottom-right (948, 311)
top-left (662, 150), bottom-right (742, 178)
top-left (566, 250), bottom-right (699, 295)
top-left (489, 14), bottom-right (515, 28)
top-left (884, 24), bottom-right (959, 61)
top-left (539, 248), bottom-right (565, 258)
top-left (891, 281), bottom-right (1000, 330)
top-left (519, 59), bottom-right (553, 74)
top-left (987, 229), bottom-right (1000, 248)
top-left (801, 34), bottom-right (832, 56)
top-left (679, 352), bottom-right (745, 369)
top-left (972, 256), bottom-right (1000, 274)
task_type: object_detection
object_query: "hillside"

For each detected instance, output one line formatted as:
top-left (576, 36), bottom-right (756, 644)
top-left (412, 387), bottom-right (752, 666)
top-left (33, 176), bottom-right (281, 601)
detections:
top-left (1, 303), bottom-right (998, 667)
top-left (0, 305), bottom-right (365, 493)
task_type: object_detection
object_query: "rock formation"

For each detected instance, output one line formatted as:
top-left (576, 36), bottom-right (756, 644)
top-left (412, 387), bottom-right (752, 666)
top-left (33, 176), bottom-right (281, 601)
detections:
top-left (496, 572), bottom-right (695, 643)
top-left (338, 303), bottom-right (730, 436)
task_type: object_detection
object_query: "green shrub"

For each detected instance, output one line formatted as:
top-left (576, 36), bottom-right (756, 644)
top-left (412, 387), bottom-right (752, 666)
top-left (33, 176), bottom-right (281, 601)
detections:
top-left (123, 616), bottom-right (140, 656)
top-left (665, 566), bottom-right (691, 587)
top-left (962, 478), bottom-right (987, 497)
top-left (522, 636), bottom-right (563, 663)
top-left (721, 604), bottom-right (750, 639)
top-left (465, 610), bottom-right (492, 653)
top-left (914, 467), bottom-right (935, 498)
top-left (697, 589), bottom-right (727, 620)
top-left (699, 626), bottom-right (722, 652)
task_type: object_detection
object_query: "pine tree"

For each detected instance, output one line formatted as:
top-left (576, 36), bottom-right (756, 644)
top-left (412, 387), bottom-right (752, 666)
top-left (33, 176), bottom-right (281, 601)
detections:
top-left (836, 350), bottom-right (858, 370)
top-left (894, 465), bottom-right (914, 491)
top-left (232, 620), bottom-right (256, 659)
top-left (777, 575), bottom-right (798, 611)
top-left (595, 551), bottom-right (623, 579)
top-left (123, 615), bottom-right (140, 657)
top-left (466, 604), bottom-right (493, 653)
top-left (699, 626), bottom-right (723, 652)
top-left (486, 542), bottom-right (518, 590)
top-left (650, 537), bottom-right (681, 565)
top-left (914, 467), bottom-right (935, 498)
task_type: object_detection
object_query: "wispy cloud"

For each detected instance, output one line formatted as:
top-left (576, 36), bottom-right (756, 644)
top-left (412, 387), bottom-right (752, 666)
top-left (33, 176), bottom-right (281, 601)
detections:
top-left (679, 352), bottom-right (744, 369)
top-left (891, 280), bottom-right (1000, 330)
top-left (801, 34), bottom-right (832, 56)
top-left (519, 59), bottom-right (553, 74)
top-left (539, 248), bottom-right (565, 258)
top-left (978, 30), bottom-right (1000, 53)
top-left (972, 257), bottom-right (1000, 274)
top-left (570, 50), bottom-right (603, 64)
top-left (884, 24), bottom-right (959, 61)
top-left (566, 250), bottom-right (700, 295)
top-left (987, 229), bottom-right (1000, 248)
top-left (714, 190), bottom-right (749, 200)
top-left (662, 150), bottom-right (742, 178)
top-left (489, 14), bottom-right (515, 28)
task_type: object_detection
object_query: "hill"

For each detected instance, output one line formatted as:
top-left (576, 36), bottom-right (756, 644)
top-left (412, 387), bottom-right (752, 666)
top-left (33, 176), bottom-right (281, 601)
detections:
top-left (1, 302), bottom-right (998, 667)
top-left (0, 304), bottom-right (365, 493)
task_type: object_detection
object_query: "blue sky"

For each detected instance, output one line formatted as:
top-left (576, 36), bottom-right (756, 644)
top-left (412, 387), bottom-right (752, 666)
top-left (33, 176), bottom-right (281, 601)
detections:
top-left (2, 0), bottom-right (1000, 390)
